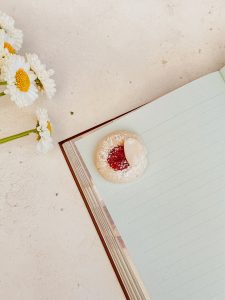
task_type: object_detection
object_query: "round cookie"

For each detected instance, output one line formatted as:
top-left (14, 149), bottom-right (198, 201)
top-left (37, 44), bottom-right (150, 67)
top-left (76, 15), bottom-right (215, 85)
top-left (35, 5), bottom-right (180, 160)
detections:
top-left (94, 131), bottom-right (147, 183)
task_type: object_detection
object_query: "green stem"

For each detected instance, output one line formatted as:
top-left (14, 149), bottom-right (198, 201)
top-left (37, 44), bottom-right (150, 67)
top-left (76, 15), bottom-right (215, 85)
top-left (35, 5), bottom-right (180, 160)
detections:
top-left (0, 128), bottom-right (37, 144)
top-left (0, 92), bottom-right (5, 97)
top-left (0, 81), bottom-right (7, 85)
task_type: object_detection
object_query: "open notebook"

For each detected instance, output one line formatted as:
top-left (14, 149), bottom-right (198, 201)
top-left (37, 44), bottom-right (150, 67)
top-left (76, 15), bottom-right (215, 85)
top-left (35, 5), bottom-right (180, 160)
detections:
top-left (60, 67), bottom-right (225, 300)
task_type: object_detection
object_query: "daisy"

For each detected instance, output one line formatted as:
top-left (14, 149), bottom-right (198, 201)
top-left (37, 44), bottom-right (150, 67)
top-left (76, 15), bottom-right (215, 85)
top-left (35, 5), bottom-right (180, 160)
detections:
top-left (5, 28), bottom-right (23, 53)
top-left (0, 29), bottom-right (16, 79)
top-left (0, 11), bottom-right (23, 52)
top-left (0, 30), bottom-right (9, 76)
top-left (0, 108), bottom-right (53, 153)
top-left (36, 108), bottom-right (53, 153)
top-left (0, 49), bottom-right (8, 81)
top-left (26, 53), bottom-right (56, 99)
top-left (0, 11), bottom-right (15, 33)
top-left (2, 54), bottom-right (38, 107)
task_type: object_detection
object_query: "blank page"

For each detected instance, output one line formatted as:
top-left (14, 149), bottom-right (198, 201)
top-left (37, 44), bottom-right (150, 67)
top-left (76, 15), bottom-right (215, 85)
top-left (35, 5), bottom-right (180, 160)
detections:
top-left (76, 72), bottom-right (225, 300)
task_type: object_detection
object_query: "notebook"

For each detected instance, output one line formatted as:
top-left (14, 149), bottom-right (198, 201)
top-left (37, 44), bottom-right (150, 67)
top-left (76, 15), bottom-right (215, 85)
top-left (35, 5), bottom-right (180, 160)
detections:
top-left (59, 67), bottom-right (225, 300)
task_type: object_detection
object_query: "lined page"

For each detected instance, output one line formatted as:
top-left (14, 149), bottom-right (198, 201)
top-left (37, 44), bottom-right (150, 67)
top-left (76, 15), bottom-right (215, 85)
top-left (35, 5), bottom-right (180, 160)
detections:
top-left (76, 72), bottom-right (225, 300)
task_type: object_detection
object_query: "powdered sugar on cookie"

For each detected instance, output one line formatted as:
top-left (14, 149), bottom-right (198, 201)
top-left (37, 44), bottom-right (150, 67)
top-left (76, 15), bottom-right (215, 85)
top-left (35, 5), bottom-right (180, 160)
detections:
top-left (95, 131), bottom-right (148, 183)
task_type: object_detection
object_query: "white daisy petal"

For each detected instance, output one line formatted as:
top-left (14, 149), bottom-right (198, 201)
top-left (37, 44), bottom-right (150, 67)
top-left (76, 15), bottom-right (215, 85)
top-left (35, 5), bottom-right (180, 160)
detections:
top-left (36, 137), bottom-right (53, 153)
top-left (0, 29), bottom-right (4, 49)
top-left (0, 30), bottom-right (17, 79)
top-left (48, 69), bottom-right (54, 76)
top-left (0, 30), bottom-right (11, 63)
top-left (36, 108), bottom-right (53, 153)
top-left (26, 53), bottom-right (56, 99)
top-left (0, 31), bottom-right (9, 79)
top-left (2, 54), bottom-right (38, 107)
top-left (0, 11), bottom-right (23, 51)
top-left (7, 28), bottom-right (23, 51)
top-left (0, 11), bottom-right (15, 33)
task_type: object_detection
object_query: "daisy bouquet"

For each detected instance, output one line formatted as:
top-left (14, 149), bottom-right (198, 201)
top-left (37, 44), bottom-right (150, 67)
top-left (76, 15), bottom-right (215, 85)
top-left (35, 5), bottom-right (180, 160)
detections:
top-left (0, 11), bottom-right (56, 153)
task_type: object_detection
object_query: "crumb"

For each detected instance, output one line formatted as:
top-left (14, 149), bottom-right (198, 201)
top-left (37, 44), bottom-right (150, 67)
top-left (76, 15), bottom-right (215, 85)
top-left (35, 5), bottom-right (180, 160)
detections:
top-left (208, 10), bottom-right (212, 14)
top-left (19, 161), bottom-right (23, 164)
top-left (55, 193), bottom-right (58, 196)
top-left (8, 151), bottom-right (11, 154)
top-left (60, 208), bottom-right (64, 211)
top-left (70, 111), bottom-right (74, 115)
top-left (129, 80), bottom-right (132, 84)
top-left (209, 27), bottom-right (213, 31)
top-left (161, 59), bottom-right (168, 65)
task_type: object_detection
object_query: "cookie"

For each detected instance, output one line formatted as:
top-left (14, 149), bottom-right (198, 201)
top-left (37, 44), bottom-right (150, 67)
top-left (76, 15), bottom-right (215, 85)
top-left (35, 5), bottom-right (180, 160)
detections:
top-left (95, 131), bottom-right (147, 183)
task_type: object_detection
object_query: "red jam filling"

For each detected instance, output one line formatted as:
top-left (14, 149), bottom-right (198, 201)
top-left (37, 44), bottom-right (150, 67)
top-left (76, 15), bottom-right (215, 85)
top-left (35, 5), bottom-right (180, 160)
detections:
top-left (107, 145), bottom-right (129, 171)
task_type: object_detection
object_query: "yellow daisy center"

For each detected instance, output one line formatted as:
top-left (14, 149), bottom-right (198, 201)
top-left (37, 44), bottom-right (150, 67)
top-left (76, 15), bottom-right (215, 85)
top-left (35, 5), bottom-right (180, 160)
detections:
top-left (47, 121), bottom-right (52, 133)
top-left (15, 68), bottom-right (30, 92)
top-left (4, 42), bottom-right (16, 54)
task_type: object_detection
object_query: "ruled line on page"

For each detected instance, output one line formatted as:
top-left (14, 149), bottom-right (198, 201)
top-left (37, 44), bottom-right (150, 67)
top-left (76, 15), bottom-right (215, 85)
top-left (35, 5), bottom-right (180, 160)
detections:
top-left (167, 262), bottom-right (225, 296)
top-left (157, 243), bottom-right (225, 285)
top-left (143, 208), bottom-right (225, 256)
top-left (147, 230), bottom-right (225, 276)
top-left (129, 183), bottom-right (225, 247)
top-left (141, 93), bottom-right (225, 145)
top-left (125, 148), bottom-right (225, 219)
top-left (140, 91), bottom-right (225, 137)
top-left (129, 179), bottom-right (225, 245)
